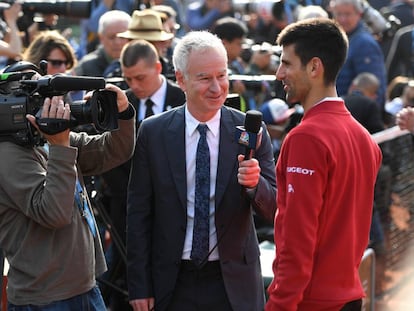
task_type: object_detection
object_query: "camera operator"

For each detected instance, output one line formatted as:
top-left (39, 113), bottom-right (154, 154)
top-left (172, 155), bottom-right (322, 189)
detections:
top-left (25, 13), bottom-right (58, 45)
top-left (0, 81), bottom-right (136, 310)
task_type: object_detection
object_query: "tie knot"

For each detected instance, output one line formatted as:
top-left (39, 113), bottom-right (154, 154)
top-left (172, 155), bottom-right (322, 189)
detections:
top-left (145, 98), bottom-right (155, 118)
top-left (145, 98), bottom-right (154, 108)
top-left (197, 124), bottom-right (208, 137)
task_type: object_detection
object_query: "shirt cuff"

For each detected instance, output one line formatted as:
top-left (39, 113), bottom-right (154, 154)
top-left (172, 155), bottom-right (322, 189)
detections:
top-left (245, 186), bottom-right (257, 199)
top-left (118, 104), bottom-right (135, 120)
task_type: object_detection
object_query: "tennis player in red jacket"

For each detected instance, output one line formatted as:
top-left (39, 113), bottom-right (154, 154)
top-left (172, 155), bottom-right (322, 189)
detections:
top-left (266, 18), bottom-right (382, 311)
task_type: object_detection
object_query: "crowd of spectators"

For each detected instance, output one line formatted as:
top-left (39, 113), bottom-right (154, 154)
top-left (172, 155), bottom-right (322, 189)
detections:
top-left (1, 0), bottom-right (414, 308)
top-left (0, 0), bottom-right (412, 116)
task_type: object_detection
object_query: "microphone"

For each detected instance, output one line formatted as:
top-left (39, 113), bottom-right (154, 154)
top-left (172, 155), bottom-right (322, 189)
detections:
top-left (19, 74), bottom-right (106, 96)
top-left (235, 110), bottom-right (263, 160)
top-left (49, 75), bottom-right (106, 91)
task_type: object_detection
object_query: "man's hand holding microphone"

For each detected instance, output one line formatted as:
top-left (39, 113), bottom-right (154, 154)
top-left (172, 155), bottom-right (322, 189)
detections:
top-left (237, 110), bottom-right (263, 190)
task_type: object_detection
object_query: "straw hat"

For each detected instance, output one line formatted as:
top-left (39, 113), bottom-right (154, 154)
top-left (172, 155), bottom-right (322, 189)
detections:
top-left (117, 9), bottom-right (174, 42)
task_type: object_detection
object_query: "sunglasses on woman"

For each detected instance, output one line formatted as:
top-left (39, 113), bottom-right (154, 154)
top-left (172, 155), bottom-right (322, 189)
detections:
top-left (47, 59), bottom-right (69, 68)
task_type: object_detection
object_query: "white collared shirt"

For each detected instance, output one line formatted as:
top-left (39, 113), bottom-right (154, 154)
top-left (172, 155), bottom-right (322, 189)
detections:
top-left (182, 106), bottom-right (220, 261)
top-left (138, 75), bottom-right (167, 121)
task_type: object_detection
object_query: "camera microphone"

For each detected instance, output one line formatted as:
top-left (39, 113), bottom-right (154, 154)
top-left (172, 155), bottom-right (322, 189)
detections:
top-left (19, 74), bottom-right (106, 96)
top-left (235, 110), bottom-right (263, 160)
top-left (49, 75), bottom-right (106, 92)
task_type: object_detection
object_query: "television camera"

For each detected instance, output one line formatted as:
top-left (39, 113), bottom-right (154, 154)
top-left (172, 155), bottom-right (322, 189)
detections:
top-left (0, 61), bottom-right (119, 146)
top-left (0, 0), bottom-right (92, 31)
top-left (361, 0), bottom-right (401, 40)
top-left (0, 0), bottom-right (91, 17)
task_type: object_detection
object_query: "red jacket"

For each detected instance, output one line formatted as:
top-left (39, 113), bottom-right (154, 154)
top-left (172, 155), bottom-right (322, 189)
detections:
top-left (266, 99), bottom-right (382, 310)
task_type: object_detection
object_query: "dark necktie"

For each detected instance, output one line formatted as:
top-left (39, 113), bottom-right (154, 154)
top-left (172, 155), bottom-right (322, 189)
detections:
top-left (145, 98), bottom-right (155, 119)
top-left (191, 124), bottom-right (210, 266)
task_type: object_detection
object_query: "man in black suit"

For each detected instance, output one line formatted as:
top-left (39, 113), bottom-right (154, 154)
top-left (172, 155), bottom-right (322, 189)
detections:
top-left (127, 31), bottom-right (277, 311)
top-left (342, 72), bottom-right (387, 258)
top-left (120, 39), bottom-right (186, 124)
top-left (343, 72), bottom-right (385, 134)
top-left (100, 39), bottom-right (185, 310)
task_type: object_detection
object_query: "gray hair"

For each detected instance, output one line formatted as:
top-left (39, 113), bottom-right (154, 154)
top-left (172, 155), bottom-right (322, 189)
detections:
top-left (172, 31), bottom-right (227, 76)
top-left (352, 72), bottom-right (379, 89)
top-left (329, 0), bottom-right (364, 13)
top-left (297, 5), bottom-right (329, 21)
top-left (98, 10), bottom-right (131, 34)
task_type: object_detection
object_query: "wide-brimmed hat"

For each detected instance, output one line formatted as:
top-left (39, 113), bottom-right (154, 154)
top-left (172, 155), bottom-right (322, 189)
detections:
top-left (117, 9), bottom-right (174, 42)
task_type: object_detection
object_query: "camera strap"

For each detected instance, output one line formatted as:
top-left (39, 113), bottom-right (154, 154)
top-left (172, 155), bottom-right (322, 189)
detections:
top-left (35, 118), bottom-right (71, 135)
top-left (74, 179), bottom-right (97, 237)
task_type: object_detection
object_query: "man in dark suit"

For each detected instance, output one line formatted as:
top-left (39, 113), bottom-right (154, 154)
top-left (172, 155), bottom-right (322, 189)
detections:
top-left (342, 72), bottom-right (387, 259)
top-left (343, 72), bottom-right (385, 134)
top-left (100, 39), bottom-right (185, 310)
top-left (120, 39), bottom-right (186, 124)
top-left (127, 31), bottom-right (277, 311)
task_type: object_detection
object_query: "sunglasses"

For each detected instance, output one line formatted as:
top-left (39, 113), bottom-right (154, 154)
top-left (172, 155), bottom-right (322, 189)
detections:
top-left (47, 59), bottom-right (69, 68)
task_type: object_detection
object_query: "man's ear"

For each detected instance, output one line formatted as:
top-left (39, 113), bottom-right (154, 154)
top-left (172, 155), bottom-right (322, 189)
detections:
top-left (175, 70), bottom-right (186, 91)
top-left (155, 61), bottom-right (163, 74)
top-left (308, 57), bottom-right (322, 76)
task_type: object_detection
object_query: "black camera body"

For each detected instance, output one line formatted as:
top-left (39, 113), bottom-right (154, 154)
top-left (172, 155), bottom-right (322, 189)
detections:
top-left (0, 0), bottom-right (91, 31)
top-left (0, 62), bottom-right (119, 146)
top-left (0, 0), bottom-right (91, 17)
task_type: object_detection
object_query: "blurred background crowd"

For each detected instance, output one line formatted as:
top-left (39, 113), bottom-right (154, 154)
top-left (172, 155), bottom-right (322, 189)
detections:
top-left (1, 0), bottom-right (411, 149)
top-left (0, 0), bottom-right (411, 140)
top-left (1, 0), bottom-right (414, 309)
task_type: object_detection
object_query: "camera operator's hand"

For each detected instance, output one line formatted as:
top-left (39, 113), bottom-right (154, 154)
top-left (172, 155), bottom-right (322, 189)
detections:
top-left (106, 83), bottom-right (129, 113)
top-left (26, 97), bottom-right (71, 147)
top-left (397, 107), bottom-right (414, 133)
top-left (84, 83), bottom-right (129, 113)
top-left (3, 2), bottom-right (21, 24)
top-left (1, 2), bottom-right (22, 60)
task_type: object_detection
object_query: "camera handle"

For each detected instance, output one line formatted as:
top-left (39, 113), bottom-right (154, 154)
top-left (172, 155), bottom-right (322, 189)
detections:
top-left (35, 118), bottom-right (71, 135)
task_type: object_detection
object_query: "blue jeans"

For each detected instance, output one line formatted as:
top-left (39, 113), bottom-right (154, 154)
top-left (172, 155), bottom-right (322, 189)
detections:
top-left (7, 286), bottom-right (106, 311)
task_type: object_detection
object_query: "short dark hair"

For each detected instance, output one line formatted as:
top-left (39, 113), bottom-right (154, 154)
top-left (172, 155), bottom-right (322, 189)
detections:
top-left (23, 30), bottom-right (77, 70)
top-left (276, 18), bottom-right (348, 85)
top-left (211, 17), bottom-right (248, 42)
top-left (120, 39), bottom-right (159, 68)
top-left (272, 1), bottom-right (286, 21)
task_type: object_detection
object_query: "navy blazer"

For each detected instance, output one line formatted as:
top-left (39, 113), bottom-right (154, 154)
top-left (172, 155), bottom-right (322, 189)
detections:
top-left (127, 105), bottom-right (276, 311)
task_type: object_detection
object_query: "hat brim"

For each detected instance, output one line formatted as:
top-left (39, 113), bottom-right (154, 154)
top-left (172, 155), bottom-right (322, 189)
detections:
top-left (117, 30), bottom-right (174, 41)
top-left (274, 108), bottom-right (296, 124)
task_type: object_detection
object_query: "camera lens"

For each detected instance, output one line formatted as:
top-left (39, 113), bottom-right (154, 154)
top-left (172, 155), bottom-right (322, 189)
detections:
top-left (90, 90), bottom-right (118, 132)
top-left (69, 90), bottom-right (118, 132)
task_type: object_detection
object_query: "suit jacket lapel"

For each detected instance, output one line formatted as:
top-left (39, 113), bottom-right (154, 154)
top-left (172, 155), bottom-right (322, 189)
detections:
top-left (126, 89), bottom-right (140, 112)
top-left (164, 106), bottom-right (187, 209)
top-left (163, 106), bottom-right (241, 210)
top-left (216, 107), bottom-right (240, 209)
